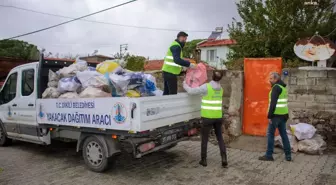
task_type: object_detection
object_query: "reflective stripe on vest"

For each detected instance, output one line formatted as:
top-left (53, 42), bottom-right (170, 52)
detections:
top-left (268, 84), bottom-right (288, 115)
top-left (201, 84), bottom-right (223, 119)
top-left (162, 41), bottom-right (183, 75)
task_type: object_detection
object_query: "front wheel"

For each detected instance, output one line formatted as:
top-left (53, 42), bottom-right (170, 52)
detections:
top-left (82, 136), bottom-right (112, 172)
top-left (0, 125), bottom-right (12, 146)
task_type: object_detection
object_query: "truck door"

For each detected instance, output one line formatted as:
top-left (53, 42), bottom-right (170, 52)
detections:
top-left (15, 64), bottom-right (42, 142)
top-left (0, 71), bottom-right (20, 138)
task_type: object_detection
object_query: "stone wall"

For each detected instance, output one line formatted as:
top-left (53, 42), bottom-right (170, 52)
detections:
top-left (283, 69), bottom-right (336, 143)
top-left (153, 71), bottom-right (244, 140)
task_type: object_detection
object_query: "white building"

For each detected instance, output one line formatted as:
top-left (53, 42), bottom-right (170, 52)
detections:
top-left (197, 28), bottom-right (236, 69)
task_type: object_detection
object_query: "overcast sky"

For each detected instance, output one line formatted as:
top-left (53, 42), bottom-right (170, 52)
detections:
top-left (0, 0), bottom-right (239, 59)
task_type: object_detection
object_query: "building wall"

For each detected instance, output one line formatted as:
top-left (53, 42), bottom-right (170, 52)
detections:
top-left (153, 70), bottom-right (244, 142)
top-left (283, 69), bottom-right (336, 143)
top-left (200, 46), bottom-right (230, 68)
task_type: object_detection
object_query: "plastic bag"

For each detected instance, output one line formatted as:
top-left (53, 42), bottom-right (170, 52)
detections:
top-left (48, 70), bottom-right (60, 82)
top-left (87, 66), bottom-right (96, 71)
top-left (58, 63), bottom-right (88, 77)
top-left (136, 86), bottom-right (155, 97)
top-left (108, 73), bottom-right (130, 96)
top-left (57, 76), bottom-right (81, 93)
top-left (298, 134), bottom-right (327, 155)
top-left (42, 87), bottom-right (60, 98)
top-left (185, 63), bottom-right (207, 88)
top-left (143, 74), bottom-right (156, 86)
top-left (47, 81), bottom-right (58, 88)
top-left (125, 72), bottom-right (143, 89)
top-left (74, 57), bottom-right (88, 66)
top-left (96, 60), bottom-right (120, 74)
top-left (126, 90), bottom-right (140, 97)
top-left (79, 87), bottom-right (111, 98)
top-left (290, 123), bottom-right (316, 140)
top-left (275, 130), bottom-right (298, 153)
top-left (153, 89), bottom-right (163, 96)
top-left (76, 71), bottom-right (109, 89)
top-left (59, 92), bottom-right (79, 99)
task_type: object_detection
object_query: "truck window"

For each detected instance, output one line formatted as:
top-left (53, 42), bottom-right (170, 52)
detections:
top-left (21, 69), bottom-right (35, 96)
top-left (0, 73), bottom-right (18, 105)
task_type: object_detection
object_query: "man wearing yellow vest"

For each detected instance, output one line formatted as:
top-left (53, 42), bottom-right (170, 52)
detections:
top-left (183, 71), bottom-right (228, 168)
top-left (259, 72), bottom-right (291, 162)
top-left (162, 31), bottom-right (196, 95)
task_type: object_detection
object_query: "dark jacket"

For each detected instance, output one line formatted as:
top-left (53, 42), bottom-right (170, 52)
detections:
top-left (267, 80), bottom-right (289, 120)
top-left (170, 39), bottom-right (191, 67)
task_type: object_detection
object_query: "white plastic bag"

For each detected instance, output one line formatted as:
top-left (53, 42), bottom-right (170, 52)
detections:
top-left (76, 71), bottom-right (109, 89)
top-left (108, 73), bottom-right (130, 95)
top-left (79, 87), bottom-right (111, 98)
top-left (274, 130), bottom-right (298, 153)
top-left (153, 89), bottom-right (163, 96)
top-left (290, 123), bottom-right (316, 140)
top-left (47, 81), bottom-right (58, 88)
top-left (59, 92), bottom-right (79, 99)
top-left (42, 87), bottom-right (60, 99)
top-left (143, 74), bottom-right (156, 86)
top-left (57, 77), bottom-right (81, 93)
top-left (48, 70), bottom-right (60, 81)
top-left (298, 134), bottom-right (327, 155)
top-left (74, 57), bottom-right (88, 66)
top-left (58, 63), bottom-right (88, 77)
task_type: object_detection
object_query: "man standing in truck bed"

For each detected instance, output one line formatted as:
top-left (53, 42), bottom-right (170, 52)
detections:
top-left (162, 31), bottom-right (195, 95)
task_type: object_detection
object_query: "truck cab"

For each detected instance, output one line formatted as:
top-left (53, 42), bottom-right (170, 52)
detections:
top-left (0, 62), bottom-right (45, 144)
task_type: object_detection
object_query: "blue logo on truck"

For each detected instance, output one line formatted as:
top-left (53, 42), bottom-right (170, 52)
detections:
top-left (113, 102), bottom-right (126, 124)
top-left (38, 104), bottom-right (45, 119)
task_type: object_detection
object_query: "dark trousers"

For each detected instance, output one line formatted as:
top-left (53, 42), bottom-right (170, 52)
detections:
top-left (201, 118), bottom-right (227, 159)
top-left (266, 117), bottom-right (291, 158)
top-left (163, 72), bottom-right (178, 95)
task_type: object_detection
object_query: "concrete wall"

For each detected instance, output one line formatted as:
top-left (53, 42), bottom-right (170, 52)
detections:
top-left (283, 69), bottom-right (336, 142)
top-left (153, 70), bottom-right (244, 141)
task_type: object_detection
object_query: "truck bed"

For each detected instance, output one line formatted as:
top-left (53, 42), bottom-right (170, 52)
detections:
top-left (36, 93), bottom-right (201, 132)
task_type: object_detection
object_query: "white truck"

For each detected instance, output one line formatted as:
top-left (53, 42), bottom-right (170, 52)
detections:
top-left (0, 57), bottom-right (201, 172)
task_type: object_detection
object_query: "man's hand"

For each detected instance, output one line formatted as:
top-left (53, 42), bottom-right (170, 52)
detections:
top-left (268, 119), bottom-right (272, 124)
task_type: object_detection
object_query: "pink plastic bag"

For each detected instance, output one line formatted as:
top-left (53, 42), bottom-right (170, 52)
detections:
top-left (185, 63), bottom-right (207, 88)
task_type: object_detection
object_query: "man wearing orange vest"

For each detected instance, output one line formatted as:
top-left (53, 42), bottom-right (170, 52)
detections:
top-left (162, 31), bottom-right (196, 95)
top-left (183, 71), bottom-right (228, 168)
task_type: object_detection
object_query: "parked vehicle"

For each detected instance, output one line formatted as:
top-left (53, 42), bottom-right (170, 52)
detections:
top-left (0, 57), bottom-right (200, 172)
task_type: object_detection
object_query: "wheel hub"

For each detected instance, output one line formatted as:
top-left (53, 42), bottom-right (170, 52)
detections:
top-left (86, 141), bottom-right (103, 167)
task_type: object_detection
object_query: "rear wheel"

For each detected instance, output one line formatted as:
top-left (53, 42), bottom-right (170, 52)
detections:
top-left (82, 136), bottom-right (111, 172)
top-left (0, 125), bottom-right (12, 146)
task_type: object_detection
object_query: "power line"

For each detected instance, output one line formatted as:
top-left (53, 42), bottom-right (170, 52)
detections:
top-left (2, 0), bottom-right (138, 40)
top-left (0, 4), bottom-right (214, 33)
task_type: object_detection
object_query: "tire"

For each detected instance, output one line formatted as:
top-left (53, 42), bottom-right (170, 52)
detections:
top-left (82, 136), bottom-right (111, 173)
top-left (0, 124), bottom-right (12, 147)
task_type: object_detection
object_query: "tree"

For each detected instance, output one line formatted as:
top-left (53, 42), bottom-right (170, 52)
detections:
top-left (124, 55), bottom-right (146, 71)
top-left (227, 0), bottom-right (336, 62)
top-left (183, 39), bottom-right (204, 59)
top-left (0, 39), bottom-right (39, 60)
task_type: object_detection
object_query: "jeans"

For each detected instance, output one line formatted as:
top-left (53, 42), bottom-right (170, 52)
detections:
top-left (201, 118), bottom-right (227, 159)
top-left (266, 117), bottom-right (291, 158)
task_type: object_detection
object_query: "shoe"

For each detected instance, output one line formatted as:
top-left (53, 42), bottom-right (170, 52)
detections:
top-left (199, 158), bottom-right (207, 167)
top-left (285, 156), bottom-right (292, 161)
top-left (221, 154), bottom-right (228, 168)
top-left (258, 155), bottom-right (274, 161)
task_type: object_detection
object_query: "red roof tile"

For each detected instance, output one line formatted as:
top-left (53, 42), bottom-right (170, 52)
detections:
top-left (198, 39), bottom-right (236, 48)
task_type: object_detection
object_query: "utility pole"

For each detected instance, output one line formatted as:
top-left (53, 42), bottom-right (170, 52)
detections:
top-left (120, 44), bottom-right (128, 59)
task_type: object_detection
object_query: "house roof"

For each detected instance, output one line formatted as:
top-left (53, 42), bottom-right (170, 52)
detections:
top-left (198, 39), bottom-right (236, 48)
top-left (144, 59), bottom-right (215, 71)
